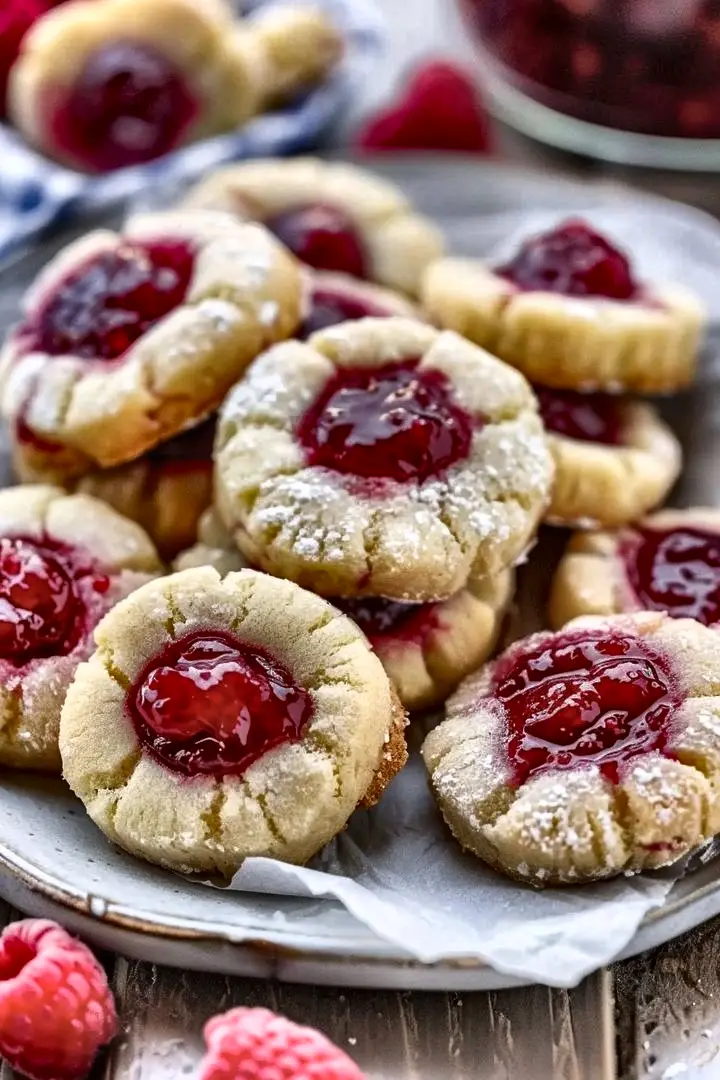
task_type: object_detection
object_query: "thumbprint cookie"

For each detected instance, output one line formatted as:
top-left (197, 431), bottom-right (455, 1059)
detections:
top-left (550, 508), bottom-right (720, 630)
top-left (422, 219), bottom-right (705, 393)
top-left (0, 210), bottom-right (301, 479)
top-left (537, 391), bottom-right (681, 528)
top-left (182, 158), bottom-right (445, 297)
top-left (423, 612), bottom-right (720, 886)
top-left (8, 0), bottom-right (243, 171)
top-left (0, 485), bottom-right (161, 771)
top-left (214, 317), bottom-right (553, 602)
top-left (175, 511), bottom-right (515, 712)
top-left (60, 568), bottom-right (407, 874)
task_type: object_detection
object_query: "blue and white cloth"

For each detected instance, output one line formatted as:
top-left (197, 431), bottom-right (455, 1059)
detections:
top-left (0, 0), bottom-right (384, 262)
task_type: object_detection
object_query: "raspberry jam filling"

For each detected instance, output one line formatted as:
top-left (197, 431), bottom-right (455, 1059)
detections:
top-left (129, 630), bottom-right (313, 778)
top-left (537, 387), bottom-right (623, 444)
top-left (296, 360), bottom-right (474, 483)
top-left (22, 239), bottom-right (194, 361)
top-left (48, 41), bottom-right (199, 172)
top-left (335, 595), bottom-right (439, 643)
top-left (265, 204), bottom-right (368, 279)
top-left (622, 526), bottom-right (720, 626)
top-left (497, 220), bottom-right (639, 300)
top-left (299, 287), bottom-right (393, 339)
top-left (491, 629), bottom-right (680, 785)
top-left (0, 536), bottom-right (108, 666)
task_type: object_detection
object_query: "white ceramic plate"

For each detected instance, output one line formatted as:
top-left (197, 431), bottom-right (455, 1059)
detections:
top-left (1, 158), bottom-right (719, 990)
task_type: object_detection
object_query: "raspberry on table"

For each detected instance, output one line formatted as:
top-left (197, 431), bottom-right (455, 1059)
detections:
top-left (0, 918), bottom-right (117, 1080)
top-left (199, 1006), bottom-right (366, 1080)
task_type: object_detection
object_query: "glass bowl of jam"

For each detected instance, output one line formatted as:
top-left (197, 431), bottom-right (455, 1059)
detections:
top-left (459, 0), bottom-right (720, 169)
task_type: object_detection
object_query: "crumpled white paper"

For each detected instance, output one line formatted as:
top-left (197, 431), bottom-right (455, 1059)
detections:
top-left (207, 189), bottom-right (720, 988)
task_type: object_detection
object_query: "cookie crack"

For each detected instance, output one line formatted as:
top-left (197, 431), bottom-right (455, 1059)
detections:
top-left (201, 785), bottom-right (228, 847)
top-left (88, 748), bottom-right (142, 803)
top-left (163, 589), bottom-right (187, 637)
top-left (51, 367), bottom-right (85, 441)
top-left (304, 731), bottom-right (343, 798)
top-left (253, 790), bottom-right (287, 845)
top-left (305, 609), bottom-right (336, 635)
top-left (99, 648), bottom-right (131, 692)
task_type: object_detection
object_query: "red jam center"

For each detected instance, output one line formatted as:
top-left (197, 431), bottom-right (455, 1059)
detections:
top-left (296, 361), bottom-right (474, 483)
top-left (492, 629), bottom-right (679, 786)
top-left (497, 220), bottom-right (639, 300)
top-left (49, 41), bottom-right (199, 172)
top-left (335, 595), bottom-right (438, 642)
top-left (537, 387), bottom-right (623, 444)
top-left (0, 536), bottom-right (95, 664)
top-left (265, 204), bottom-right (368, 279)
top-left (129, 631), bottom-right (313, 778)
top-left (622, 527), bottom-right (720, 627)
top-left (27, 240), bottom-right (194, 361)
top-left (299, 287), bottom-right (392, 339)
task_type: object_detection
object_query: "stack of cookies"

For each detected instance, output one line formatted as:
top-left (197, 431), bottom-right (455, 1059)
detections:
top-left (1, 157), bottom-right (718, 893)
top-left (422, 217), bottom-right (703, 530)
top-left (8, 161), bottom-right (441, 559)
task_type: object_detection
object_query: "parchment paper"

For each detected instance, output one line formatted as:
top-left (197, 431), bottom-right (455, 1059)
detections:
top-left (208, 191), bottom-right (720, 988)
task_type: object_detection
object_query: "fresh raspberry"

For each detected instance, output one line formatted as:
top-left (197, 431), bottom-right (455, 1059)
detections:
top-left (199, 1007), bottom-right (367, 1080)
top-left (0, 0), bottom-right (50, 117)
top-left (355, 60), bottom-right (494, 154)
top-left (0, 919), bottom-right (118, 1080)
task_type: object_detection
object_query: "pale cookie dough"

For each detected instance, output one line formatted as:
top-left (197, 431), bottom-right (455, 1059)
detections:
top-left (299, 270), bottom-right (419, 338)
top-left (9, 0), bottom-right (244, 171)
top-left (173, 508), bottom-right (242, 576)
top-left (14, 418), bottom-right (216, 561)
top-left (537, 393), bottom-right (681, 528)
top-left (175, 510), bottom-right (515, 711)
top-left (550, 508), bottom-right (720, 630)
top-left (422, 221), bottom-right (706, 393)
top-left (215, 317), bottom-right (553, 602)
top-left (182, 158), bottom-right (445, 297)
top-left (60, 567), bottom-right (408, 875)
top-left (0, 210), bottom-right (301, 478)
top-left (423, 611), bottom-right (720, 886)
top-left (231, 5), bottom-right (343, 113)
top-left (0, 485), bottom-right (161, 772)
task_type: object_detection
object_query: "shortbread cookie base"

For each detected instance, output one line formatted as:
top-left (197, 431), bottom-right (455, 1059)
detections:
top-left (215, 318), bottom-right (553, 602)
top-left (182, 158), bottom-right (446, 297)
top-left (1, 212), bottom-right (302, 474)
top-left (422, 258), bottom-right (706, 394)
top-left (423, 612), bottom-right (720, 886)
top-left (546, 401), bottom-right (681, 528)
top-left (15, 441), bottom-right (213, 561)
top-left (60, 567), bottom-right (407, 875)
top-left (0, 486), bottom-right (161, 772)
top-left (549, 507), bottom-right (720, 629)
top-left (232, 5), bottom-right (343, 113)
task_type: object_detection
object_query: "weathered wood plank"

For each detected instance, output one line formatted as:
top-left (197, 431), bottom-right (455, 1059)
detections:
top-left (101, 959), bottom-right (615, 1079)
top-left (616, 916), bottom-right (720, 1079)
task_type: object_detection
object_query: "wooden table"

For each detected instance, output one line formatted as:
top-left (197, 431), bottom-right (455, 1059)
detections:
top-left (3, 4), bottom-right (720, 1079)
